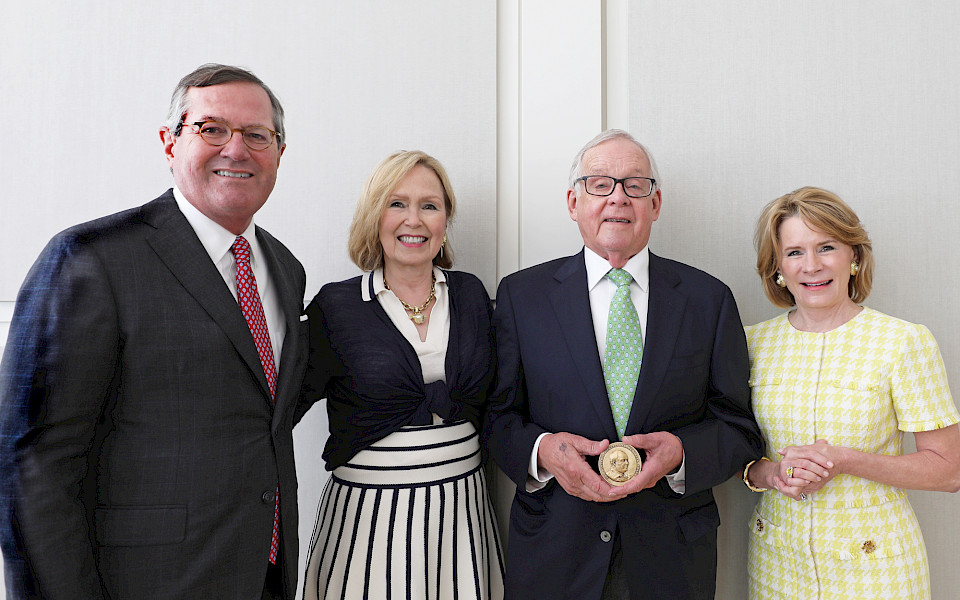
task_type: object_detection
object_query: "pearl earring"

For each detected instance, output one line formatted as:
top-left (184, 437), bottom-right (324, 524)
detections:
top-left (775, 273), bottom-right (786, 287)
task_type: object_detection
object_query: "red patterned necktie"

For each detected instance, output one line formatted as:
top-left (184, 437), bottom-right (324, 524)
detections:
top-left (231, 235), bottom-right (281, 564)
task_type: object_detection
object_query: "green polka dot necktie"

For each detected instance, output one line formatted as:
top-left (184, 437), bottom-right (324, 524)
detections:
top-left (603, 268), bottom-right (643, 439)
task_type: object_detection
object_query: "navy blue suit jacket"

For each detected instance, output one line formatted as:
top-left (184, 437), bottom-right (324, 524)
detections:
top-left (0, 190), bottom-right (310, 599)
top-left (485, 250), bottom-right (762, 600)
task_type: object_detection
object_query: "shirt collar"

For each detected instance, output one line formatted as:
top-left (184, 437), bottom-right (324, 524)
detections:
top-left (173, 186), bottom-right (259, 266)
top-left (361, 267), bottom-right (448, 302)
top-left (584, 246), bottom-right (649, 292)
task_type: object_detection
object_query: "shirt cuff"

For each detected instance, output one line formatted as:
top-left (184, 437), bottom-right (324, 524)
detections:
top-left (525, 432), bottom-right (554, 492)
top-left (665, 452), bottom-right (686, 494)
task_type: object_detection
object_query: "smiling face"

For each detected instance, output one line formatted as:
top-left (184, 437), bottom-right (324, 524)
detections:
top-left (777, 216), bottom-right (858, 315)
top-left (567, 138), bottom-right (661, 268)
top-left (378, 164), bottom-right (448, 273)
top-left (160, 81), bottom-right (284, 234)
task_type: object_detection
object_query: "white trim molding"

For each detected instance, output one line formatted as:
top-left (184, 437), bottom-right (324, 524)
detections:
top-left (0, 300), bottom-right (14, 355)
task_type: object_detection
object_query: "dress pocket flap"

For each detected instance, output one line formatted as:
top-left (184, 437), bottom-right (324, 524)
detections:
top-left (749, 509), bottom-right (905, 561)
top-left (822, 371), bottom-right (880, 392)
top-left (817, 532), bottom-right (905, 561)
top-left (749, 368), bottom-right (782, 387)
top-left (94, 505), bottom-right (187, 547)
top-left (748, 509), bottom-right (783, 548)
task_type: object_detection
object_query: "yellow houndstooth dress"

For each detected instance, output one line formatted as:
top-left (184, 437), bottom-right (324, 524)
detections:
top-left (745, 308), bottom-right (959, 600)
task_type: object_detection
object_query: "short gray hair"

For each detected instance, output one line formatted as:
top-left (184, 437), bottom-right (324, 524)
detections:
top-left (568, 129), bottom-right (660, 189)
top-left (165, 63), bottom-right (285, 146)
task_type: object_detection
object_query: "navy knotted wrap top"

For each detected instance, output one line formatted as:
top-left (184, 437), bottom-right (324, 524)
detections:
top-left (302, 270), bottom-right (495, 471)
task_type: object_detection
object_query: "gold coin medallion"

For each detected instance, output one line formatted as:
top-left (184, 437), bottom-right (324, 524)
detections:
top-left (598, 442), bottom-right (642, 486)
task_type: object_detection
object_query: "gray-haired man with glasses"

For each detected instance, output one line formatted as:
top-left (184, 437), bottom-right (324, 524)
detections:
top-left (1, 63), bottom-right (318, 600)
top-left (485, 129), bottom-right (762, 599)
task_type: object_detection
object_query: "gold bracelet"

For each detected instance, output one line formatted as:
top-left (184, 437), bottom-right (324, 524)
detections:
top-left (742, 457), bottom-right (771, 492)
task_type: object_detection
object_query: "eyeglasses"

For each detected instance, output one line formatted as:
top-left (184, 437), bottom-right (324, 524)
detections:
top-left (576, 176), bottom-right (657, 198)
top-left (177, 120), bottom-right (280, 151)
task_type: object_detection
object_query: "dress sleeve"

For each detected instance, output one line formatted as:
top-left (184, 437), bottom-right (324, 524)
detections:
top-left (891, 323), bottom-right (960, 432)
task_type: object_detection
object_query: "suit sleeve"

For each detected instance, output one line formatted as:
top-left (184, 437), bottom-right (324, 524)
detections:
top-left (671, 287), bottom-right (763, 496)
top-left (0, 235), bottom-right (116, 599)
top-left (293, 297), bottom-right (342, 426)
top-left (482, 277), bottom-right (548, 489)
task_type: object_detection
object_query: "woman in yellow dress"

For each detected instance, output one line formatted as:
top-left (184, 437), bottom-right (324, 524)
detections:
top-left (741, 186), bottom-right (960, 599)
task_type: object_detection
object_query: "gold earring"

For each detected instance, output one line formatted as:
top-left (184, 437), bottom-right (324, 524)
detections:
top-left (439, 234), bottom-right (447, 259)
top-left (850, 262), bottom-right (860, 276)
top-left (775, 273), bottom-right (786, 287)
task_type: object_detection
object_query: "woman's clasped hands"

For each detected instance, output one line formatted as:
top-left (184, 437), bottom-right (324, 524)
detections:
top-left (773, 439), bottom-right (838, 501)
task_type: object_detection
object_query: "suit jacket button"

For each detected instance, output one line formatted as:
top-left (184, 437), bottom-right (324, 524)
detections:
top-left (599, 530), bottom-right (612, 543)
top-left (261, 490), bottom-right (276, 503)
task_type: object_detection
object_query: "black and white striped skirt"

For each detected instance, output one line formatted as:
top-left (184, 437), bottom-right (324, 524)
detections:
top-left (303, 421), bottom-right (504, 600)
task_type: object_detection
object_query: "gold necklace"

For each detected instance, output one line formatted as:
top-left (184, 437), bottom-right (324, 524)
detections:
top-left (383, 271), bottom-right (436, 324)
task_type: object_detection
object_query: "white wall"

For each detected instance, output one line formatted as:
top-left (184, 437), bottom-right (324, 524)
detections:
top-left (0, 2), bottom-right (498, 299)
top-left (0, 2), bottom-right (495, 598)
top-left (3, 1), bottom-right (960, 599)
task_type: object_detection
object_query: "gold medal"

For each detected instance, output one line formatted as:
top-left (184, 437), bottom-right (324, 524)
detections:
top-left (598, 442), bottom-right (642, 486)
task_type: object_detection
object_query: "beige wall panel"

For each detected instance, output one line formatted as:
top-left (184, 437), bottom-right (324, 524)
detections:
top-left (518, 2), bottom-right (603, 269)
top-left (0, 3), bottom-right (497, 598)
top-left (628, 2), bottom-right (960, 597)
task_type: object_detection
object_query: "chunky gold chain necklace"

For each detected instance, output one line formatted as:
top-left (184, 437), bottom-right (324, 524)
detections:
top-left (383, 271), bottom-right (436, 324)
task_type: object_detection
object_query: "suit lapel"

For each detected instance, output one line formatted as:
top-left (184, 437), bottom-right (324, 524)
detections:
top-left (625, 253), bottom-right (684, 434)
top-left (257, 229), bottom-right (304, 425)
top-left (549, 252), bottom-right (619, 440)
top-left (143, 194), bottom-right (275, 403)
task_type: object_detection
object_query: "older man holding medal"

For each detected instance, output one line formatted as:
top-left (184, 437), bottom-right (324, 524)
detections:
top-left (485, 130), bottom-right (763, 600)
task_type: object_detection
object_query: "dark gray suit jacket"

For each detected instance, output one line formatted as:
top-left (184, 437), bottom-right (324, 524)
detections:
top-left (0, 190), bottom-right (310, 599)
top-left (485, 250), bottom-right (763, 600)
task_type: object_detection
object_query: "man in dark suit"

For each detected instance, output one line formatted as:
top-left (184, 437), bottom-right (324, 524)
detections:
top-left (486, 130), bottom-right (763, 599)
top-left (0, 64), bottom-right (312, 599)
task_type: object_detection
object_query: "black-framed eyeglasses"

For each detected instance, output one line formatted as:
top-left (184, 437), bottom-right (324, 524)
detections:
top-left (575, 176), bottom-right (657, 198)
top-left (176, 120), bottom-right (280, 151)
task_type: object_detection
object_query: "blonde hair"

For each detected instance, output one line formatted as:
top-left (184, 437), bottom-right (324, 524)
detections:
top-left (755, 186), bottom-right (873, 308)
top-left (348, 150), bottom-right (457, 271)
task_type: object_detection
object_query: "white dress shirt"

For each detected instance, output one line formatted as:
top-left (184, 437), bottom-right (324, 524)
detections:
top-left (363, 267), bottom-right (450, 384)
top-left (527, 247), bottom-right (686, 493)
top-left (173, 187), bottom-right (285, 369)
top-left (364, 267), bottom-right (451, 424)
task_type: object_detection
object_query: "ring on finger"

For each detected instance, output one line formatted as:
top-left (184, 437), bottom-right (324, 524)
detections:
top-left (799, 492), bottom-right (808, 501)
top-left (785, 466), bottom-right (794, 478)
